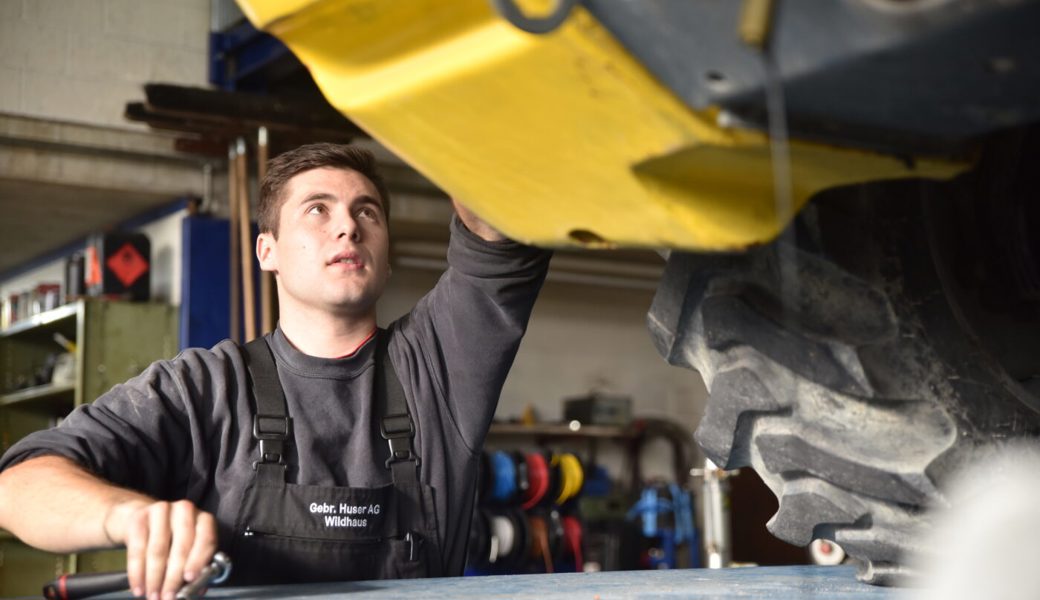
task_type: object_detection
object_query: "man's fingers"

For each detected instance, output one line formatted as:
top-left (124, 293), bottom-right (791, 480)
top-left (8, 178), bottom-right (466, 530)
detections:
top-left (123, 506), bottom-right (151, 598)
top-left (451, 198), bottom-right (506, 242)
top-left (145, 503), bottom-right (172, 600)
top-left (107, 499), bottom-right (216, 599)
top-left (161, 501), bottom-right (197, 598)
top-left (183, 511), bottom-right (218, 582)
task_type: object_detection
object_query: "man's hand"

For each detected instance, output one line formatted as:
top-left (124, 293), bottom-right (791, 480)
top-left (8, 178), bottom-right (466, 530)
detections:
top-left (106, 499), bottom-right (218, 600)
top-left (452, 198), bottom-right (507, 242)
top-left (0, 456), bottom-right (218, 600)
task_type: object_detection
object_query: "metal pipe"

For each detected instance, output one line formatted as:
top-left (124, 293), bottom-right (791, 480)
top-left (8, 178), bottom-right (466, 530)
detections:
top-left (700, 458), bottom-right (732, 568)
top-left (201, 162), bottom-right (213, 214)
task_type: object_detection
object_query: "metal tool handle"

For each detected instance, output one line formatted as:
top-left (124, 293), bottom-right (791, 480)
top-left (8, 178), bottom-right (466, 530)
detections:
top-left (177, 552), bottom-right (232, 599)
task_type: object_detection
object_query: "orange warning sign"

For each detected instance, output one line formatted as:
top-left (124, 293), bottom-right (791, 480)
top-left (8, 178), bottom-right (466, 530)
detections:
top-left (85, 246), bottom-right (102, 287)
top-left (106, 242), bottom-right (149, 287)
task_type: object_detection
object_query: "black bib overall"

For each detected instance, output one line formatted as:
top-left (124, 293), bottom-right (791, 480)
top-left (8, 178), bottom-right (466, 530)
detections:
top-left (227, 331), bottom-right (442, 584)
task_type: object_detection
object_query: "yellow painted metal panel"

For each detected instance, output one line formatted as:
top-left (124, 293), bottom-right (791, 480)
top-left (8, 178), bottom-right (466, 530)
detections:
top-left (238, 0), bottom-right (966, 251)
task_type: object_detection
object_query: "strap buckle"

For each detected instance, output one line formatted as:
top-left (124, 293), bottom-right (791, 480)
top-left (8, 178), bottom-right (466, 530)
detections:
top-left (380, 413), bottom-right (420, 469)
top-left (254, 438), bottom-right (286, 468)
top-left (253, 414), bottom-right (292, 439)
top-left (252, 415), bottom-right (292, 470)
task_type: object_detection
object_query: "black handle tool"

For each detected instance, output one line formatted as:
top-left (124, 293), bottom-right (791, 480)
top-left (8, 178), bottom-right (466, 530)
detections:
top-left (43, 571), bottom-right (128, 600)
top-left (43, 552), bottom-right (232, 600)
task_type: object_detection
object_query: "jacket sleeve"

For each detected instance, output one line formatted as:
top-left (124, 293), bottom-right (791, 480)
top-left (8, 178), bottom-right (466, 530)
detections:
top-left (389, 214), bottom-right (551, 452)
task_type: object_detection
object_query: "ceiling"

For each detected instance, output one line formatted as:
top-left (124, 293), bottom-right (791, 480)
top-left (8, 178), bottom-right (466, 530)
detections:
top-left (0, 112), bottom-right (210, 284)
top-left (0, 178), bottom-right (182, 277)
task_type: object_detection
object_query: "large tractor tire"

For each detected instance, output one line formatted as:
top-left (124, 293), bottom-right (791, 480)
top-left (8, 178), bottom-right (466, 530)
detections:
top-left (647, 130), bottom-right (1040, 585)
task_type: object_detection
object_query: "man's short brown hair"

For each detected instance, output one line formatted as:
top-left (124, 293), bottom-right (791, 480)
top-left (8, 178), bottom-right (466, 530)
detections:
top-left (258, 143), bottom-right (391, 237)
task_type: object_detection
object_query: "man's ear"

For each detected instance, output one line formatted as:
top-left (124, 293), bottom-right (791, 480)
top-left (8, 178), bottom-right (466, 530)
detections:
top-left (257, 232), bottom-right (278, 273)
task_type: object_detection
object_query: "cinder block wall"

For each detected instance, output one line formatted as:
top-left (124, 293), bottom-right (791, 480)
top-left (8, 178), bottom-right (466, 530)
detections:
top-left (0, 0), bottom-right (209, 128)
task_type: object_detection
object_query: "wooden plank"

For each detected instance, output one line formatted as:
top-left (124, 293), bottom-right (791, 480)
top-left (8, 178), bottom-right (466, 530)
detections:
top-left (237, 141), bottom-right (256, 342)
top-left (228, 142), bottom-right (241, 344)
top-left (144, 84), bottom-right (363, 135)
top-left (125, 97), bottom-right (360, 148)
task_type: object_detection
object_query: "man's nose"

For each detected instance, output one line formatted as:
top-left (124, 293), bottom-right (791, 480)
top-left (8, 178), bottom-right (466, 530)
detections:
top-left (336, 213), bottom-right (362, 242)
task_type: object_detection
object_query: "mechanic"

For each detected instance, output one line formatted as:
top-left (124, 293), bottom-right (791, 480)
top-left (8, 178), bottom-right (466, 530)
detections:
top-left (0, 143), bottom-right (551, 599)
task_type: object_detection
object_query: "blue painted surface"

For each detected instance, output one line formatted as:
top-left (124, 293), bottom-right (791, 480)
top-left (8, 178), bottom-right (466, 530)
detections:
top-left (180, 216), bottom-right (230, 350)
top-left (209, 20), bottom-right (292, 92)
top-left (180, 216), bottom-right (261, 351)
top-left (98, 566), bottom-right (908, 599)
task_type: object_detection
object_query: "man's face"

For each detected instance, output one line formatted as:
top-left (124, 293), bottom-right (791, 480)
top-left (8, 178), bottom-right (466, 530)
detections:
top-left (257, 167), bottom-right (390, 319)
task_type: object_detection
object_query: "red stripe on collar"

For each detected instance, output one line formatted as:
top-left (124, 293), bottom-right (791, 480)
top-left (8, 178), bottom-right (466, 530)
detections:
top-left (334, 328), bottom-right (377, 359)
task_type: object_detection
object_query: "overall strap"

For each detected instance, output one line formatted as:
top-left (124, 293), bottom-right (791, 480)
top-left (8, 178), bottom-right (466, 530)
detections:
top-left (243, 337), bottom-right (293, 483)
top-left (374, 329), bottom-right (424, 550)
top-left (375, 329), bottom-right (420, 488)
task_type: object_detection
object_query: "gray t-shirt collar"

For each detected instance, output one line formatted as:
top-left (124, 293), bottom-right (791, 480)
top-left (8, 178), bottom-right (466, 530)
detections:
top-left (268, 326), bottom-right (378, 380)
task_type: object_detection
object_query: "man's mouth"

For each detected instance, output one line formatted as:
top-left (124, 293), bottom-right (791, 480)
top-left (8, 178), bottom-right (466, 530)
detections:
top-left (328, 253), bottom-right (363, 268)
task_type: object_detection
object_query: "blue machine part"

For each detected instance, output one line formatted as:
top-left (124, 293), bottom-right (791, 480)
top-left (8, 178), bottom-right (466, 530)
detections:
top-left (209, 19), bottom-right (293, 92)
top-left (670, 483), bottom-right (695, 546)
top-left (626, 487), bottom-right (672, 538)
top-left (649, 529), bottom-right (677, 570)
top-left (626, 484), bottom-right (699, 569)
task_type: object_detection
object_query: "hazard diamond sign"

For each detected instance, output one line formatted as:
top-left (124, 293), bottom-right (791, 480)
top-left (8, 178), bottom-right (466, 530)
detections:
top-left (106, 242), bottom-right (149, 287)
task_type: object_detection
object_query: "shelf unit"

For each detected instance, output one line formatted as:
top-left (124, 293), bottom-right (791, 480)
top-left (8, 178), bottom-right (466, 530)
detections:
top-left (0, 382), bottom-right (76, 410)
top-left (489, 422), bottom-right (637, 439)
top-left (0, 299), bottom-right (177, 596)
top-left (487, 422), bottom-right (638, 464)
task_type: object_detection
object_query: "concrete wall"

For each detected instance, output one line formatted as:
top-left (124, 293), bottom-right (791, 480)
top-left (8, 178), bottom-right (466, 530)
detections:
top-left (0, 0), bottom-right (207, 309)
top-left (0, 0), bottom-right (209, 128)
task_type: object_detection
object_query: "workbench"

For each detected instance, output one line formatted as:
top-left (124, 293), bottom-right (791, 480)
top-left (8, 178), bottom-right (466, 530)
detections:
top-left (96, 566), bottom-right (908, 599)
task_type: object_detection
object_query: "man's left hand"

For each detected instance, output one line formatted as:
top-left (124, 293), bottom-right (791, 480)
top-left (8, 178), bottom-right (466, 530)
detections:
top-left (452, 199), bottom-right (507, 242)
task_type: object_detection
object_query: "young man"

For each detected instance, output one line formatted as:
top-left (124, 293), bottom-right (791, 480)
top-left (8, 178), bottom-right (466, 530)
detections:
top-left (0, 143), bottom-right (551, 598)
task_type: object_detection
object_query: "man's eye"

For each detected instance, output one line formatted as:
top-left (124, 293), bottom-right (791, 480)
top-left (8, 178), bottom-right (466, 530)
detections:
top-left (306, 204), bottom-right (326, 215)
top-left (358, 207), bottom-right (377, 220)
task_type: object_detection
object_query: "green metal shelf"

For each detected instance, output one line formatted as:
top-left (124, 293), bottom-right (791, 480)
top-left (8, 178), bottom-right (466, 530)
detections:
top-left (0, 383), bottom-right (76, 412)
top-left (0, 303), bottom-right (78, 338)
